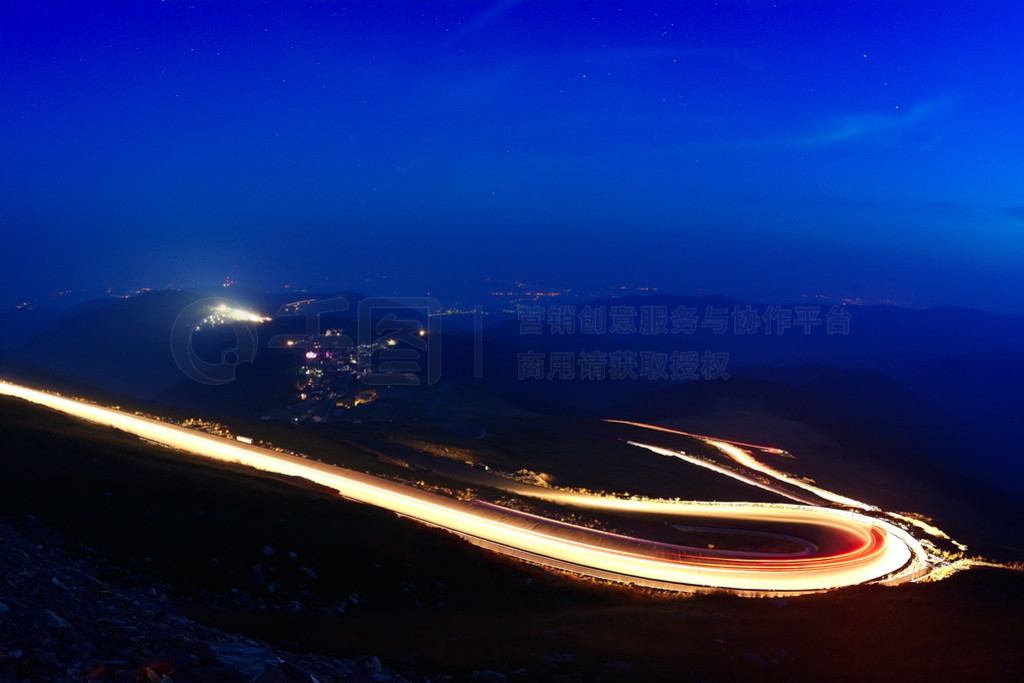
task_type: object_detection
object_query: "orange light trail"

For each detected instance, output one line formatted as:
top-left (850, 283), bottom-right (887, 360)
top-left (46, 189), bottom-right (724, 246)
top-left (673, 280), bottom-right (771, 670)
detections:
top-left (1, 381), bottom-right (956, 594)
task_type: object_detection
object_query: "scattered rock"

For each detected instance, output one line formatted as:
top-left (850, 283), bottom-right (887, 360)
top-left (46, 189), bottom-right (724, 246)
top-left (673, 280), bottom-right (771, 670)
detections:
top-left (208, 641), bottom-right (283, 679)
top-left (37, 609), bottom-right (73, 630)
top-left (540, 652), bottom-right (575, 666)
top-left (0, 516), bottom-right (410, 681)
top-left (361, 654), bottom-right (383, 673)
top-left (279, 660), bottom-right (319, 682)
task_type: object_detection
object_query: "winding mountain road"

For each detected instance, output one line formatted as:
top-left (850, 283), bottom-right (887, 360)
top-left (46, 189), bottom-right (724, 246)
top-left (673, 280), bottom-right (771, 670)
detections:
top-left (1, 380), bottom-right (945, 594)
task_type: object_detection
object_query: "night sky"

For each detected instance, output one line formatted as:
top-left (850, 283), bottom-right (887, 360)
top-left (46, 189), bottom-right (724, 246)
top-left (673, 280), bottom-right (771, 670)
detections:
top-left (2, 1), bottom-right (1022, 311)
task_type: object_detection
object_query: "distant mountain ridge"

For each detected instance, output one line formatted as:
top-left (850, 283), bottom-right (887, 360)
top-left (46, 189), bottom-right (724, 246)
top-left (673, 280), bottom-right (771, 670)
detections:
top-left (2, 288), bottom-right (1021, 495)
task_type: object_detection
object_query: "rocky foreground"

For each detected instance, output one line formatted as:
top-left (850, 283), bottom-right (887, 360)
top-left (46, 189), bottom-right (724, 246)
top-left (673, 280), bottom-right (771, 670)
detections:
top-left (0, 515), bottom-right (410, 682)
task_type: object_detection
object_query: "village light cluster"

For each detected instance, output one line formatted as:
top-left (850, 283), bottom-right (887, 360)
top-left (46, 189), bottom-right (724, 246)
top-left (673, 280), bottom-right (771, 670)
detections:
top-left (195, 303), bottom-right (272, 331)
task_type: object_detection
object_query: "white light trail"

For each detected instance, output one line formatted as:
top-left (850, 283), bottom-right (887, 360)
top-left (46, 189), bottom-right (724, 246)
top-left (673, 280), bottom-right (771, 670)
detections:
top-left (608, 420), bottom-right (875, 509)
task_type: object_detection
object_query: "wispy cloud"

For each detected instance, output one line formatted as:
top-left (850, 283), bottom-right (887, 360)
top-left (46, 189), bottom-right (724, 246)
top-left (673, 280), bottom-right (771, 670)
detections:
top-left (1003, 205), bottom-right (1024, 221)
top-left (452, 0), bottom-right (524, 41)
top-left (707, 97), bottom-right (953, 152)
top-left (789, 100), bottom-right (946, 146)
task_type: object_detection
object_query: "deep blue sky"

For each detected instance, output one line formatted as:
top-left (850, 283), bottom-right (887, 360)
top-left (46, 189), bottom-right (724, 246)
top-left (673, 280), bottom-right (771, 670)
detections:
top-left (2, 1), bottom-right (1022, 310)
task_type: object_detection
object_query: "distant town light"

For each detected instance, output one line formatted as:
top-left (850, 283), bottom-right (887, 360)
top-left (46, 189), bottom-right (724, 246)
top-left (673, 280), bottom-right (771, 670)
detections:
top-left (197, 303), bottom-right (272, 329)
